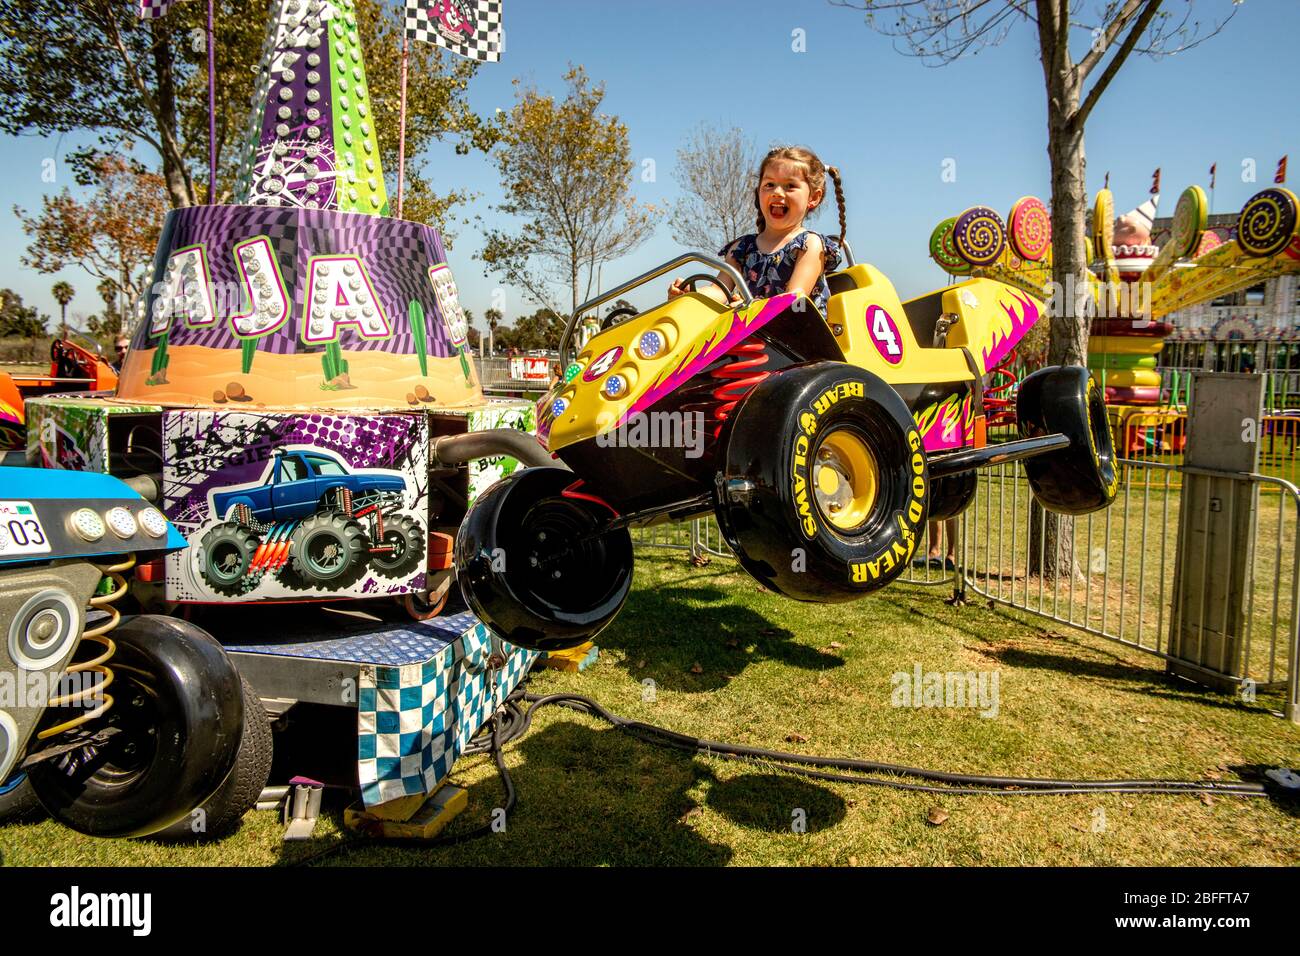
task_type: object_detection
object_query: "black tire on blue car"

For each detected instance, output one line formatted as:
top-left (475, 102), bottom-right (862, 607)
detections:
top-left (0, 772), bottom-right (45, 824)
top-left (288, 512), bottom-right (370, 588)
top-left (152, 678), bottom-right (272, 842)
top-left (370, 514), bottom-right (426, 578)
top-left (199, 522), bottom-right (261, 595)
top-left (26, 615), bottom-right (244, 839)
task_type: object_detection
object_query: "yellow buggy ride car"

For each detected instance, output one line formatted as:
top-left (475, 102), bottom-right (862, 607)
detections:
top-left (456, 245), bottom-right (1118, 651)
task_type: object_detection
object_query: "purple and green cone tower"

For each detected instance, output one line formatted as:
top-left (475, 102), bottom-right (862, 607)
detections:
top-left (233, 0), bottom-right (389, 214)
top-left (120, 0), bottom-right (480, 409)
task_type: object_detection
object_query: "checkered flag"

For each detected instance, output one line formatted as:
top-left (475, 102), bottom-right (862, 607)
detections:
top-left (136, 0), bottom-right (178, 19)
top-left (406, 0), bottom-right (502, 63)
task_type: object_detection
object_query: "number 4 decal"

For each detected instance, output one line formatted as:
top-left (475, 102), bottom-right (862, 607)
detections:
top-left (867, 305), bottom-right (904, 365)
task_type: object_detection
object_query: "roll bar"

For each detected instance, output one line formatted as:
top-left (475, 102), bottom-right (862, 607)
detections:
top-left (560, 253), bottom-right (752, 367)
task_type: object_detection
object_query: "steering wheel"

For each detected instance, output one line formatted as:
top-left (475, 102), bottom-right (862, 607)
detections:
top-left (50, 339), bottom-right (82, 380)
top-left (601, 305), bottom-right (639, 330)
top-left (680, 273), bottom-right (736, 301)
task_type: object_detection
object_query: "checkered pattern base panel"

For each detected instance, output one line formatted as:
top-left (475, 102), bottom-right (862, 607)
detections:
top-left (356, 611), bottom-right (536, 806)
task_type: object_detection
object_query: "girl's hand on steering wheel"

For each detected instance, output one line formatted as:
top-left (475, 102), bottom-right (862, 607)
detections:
top-left (667, 277), bottom-right (686, 299)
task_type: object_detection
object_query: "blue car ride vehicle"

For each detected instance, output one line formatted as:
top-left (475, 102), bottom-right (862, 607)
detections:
top-left (211, 449), bottom-right (407, 526)
top-left (199, 449), bottom-right (423, 596)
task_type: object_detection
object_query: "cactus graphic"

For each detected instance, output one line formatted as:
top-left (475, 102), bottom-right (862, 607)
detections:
top-left (321, 341), bottom-right (349, 385)
top-left (458, 343), bottom-right (473, 387)
top-left (409, 300), bottom-right (428, 377)
top-left (150, 334), bottom-right (169, 376)
top-left (241, 338), bottom-right (258, 375)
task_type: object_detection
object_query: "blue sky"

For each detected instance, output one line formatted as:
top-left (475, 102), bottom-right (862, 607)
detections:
top-left (1, 0), bottom-right (1295, 328)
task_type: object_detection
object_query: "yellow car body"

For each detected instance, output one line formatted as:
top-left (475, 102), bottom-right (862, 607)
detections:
top-left (539, 262), bottom-right (1043, 460)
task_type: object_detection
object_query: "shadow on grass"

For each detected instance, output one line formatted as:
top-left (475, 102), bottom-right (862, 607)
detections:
top-left (702, 770), bottom-right (847, 834)
top-left (600, 583), bottom-right (845, 692)
top-left (302, 719), bottom-right (737, 866)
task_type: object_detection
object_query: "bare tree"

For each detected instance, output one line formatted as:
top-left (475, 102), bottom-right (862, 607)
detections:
top-left (837, 0), bottom-right (1236, 577)
top-left (669, 123), bottom-right (760, 253)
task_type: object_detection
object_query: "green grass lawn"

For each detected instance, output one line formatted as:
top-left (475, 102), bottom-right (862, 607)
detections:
top-left (2, 549), bottom-right (1299, 867)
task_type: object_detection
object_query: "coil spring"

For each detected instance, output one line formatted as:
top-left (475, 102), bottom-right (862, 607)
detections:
top-left (707, 341), bottom-right (772, 439)
top-left (34, 553), bottom-right (134, 740)
top-left (983, 348), bottom-right (1018, 427)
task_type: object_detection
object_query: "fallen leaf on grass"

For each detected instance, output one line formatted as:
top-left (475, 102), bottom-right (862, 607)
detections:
top-left (927, 807), bottom-right (950, 826)
top-left (679, 806), bottom-right (703, 823)
top-left (636, 659), bottom-right (646, 669)
top-left (725, 638), bottom-right (740, 649)
top-left (825, 641), bottom-right (845, 650)
top-left (1135, 716), bottom-right (1150, 724)
top-left (848, 856), bottom-right (858, 866)
top-left (760, 627), bottom-right (779, 637)
top-left (689, 662), bottom-right (703, 674)
top-left (785, 732), bottom-right (808, 744)
top-left (1199, 793), bottom-right (1214, 807)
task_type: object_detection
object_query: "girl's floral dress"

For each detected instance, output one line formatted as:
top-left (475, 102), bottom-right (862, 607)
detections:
top-left (720, 230), bottom-right (842, 314)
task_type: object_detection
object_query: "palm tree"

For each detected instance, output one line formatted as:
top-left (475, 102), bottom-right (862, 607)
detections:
top-left (51, 281), bottom-right (74, 339)
top-left (485, 307), bottom-right (502, 356)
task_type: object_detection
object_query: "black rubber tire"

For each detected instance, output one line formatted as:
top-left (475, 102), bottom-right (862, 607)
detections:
top-left (199, 522), bottom-right (261, 595)
top-left (713, 362), bottom-right (929, 601)
top-left (456, 467), bottom-right (634, 651)
top-left (152, 679), bottom-right (271, 841)
top-left (288, 512), bottom-right (369, 588)
top-left (927, 471), bottom-right (977, 521)
top-left (26, 615), bottom-right (244, 838)
top-left (370, 514), bottom-right (426, 578)
top-left (1017, 365), bottom-right (1118, 515)
top-left (0, 772), bottom-right (45, 824)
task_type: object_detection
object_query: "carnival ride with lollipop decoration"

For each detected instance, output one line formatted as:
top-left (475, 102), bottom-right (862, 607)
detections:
top-left (926, 184), bottom-right (1300, 455)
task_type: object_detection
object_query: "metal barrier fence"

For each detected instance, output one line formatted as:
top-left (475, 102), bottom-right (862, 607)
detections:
top-left (960, 459), bottom-right (1299, 722)
top-left (473, 356), bottom-right (554, 392)
top-left (1109, 408), bottom-right (1300, 491)
top-left (631, 459), bottom-right (1300, 722)
top-left (1160, 365), bottom-right (1300, 413)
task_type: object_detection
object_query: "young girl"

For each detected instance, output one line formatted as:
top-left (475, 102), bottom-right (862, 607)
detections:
top-left (669, 145), bottom-right (846, 314)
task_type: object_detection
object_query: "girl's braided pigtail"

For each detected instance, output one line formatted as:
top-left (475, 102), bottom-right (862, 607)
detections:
top-left (826, 165), bottom-right (847, 246)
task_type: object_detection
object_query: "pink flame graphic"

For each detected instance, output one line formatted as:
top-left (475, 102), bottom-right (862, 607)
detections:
top-left (982, 290), bottom-right (1040, 373)
top-left (622, 293), bottom-right (798, 425)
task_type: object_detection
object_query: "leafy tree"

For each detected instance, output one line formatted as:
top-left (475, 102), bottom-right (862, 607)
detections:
top-left (0, 0), bottom-right (494, 226)
top-left (0, 289), bottom-right (48, 339)
top-left (480, 66), bottom-right (658, 317)
top-left (669, 123), bottom-right (760, 253)
top-left (840, 0), bottom-right (1235, 578)
top-left (15, 155), bottom-right (167, 329)
top-left (504, 309), bottom-right (567, 352)
top-left (84, 277), bottom-right (125, 338)
top-left (840, 0), bottom-right (1235, 367)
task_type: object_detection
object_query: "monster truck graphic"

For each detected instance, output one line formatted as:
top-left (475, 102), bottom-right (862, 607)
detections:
top-left (199, 448), bottom-right (424, 595)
